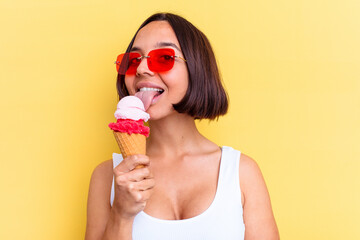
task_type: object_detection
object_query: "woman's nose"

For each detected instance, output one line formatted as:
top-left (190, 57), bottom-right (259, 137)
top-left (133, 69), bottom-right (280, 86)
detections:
top-left (136, 56), bottom-right (154, 76)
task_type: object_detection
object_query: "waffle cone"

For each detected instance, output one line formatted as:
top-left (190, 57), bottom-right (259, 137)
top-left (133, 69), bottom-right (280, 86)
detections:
top-left (113, 131), bottom-right (146, 168)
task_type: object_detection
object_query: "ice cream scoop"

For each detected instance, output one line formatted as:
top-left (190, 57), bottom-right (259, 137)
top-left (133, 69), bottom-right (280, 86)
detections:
top-left (109, 96), bottom-right (150, 165)
top-left (114, 96), bottom-right (150, 121)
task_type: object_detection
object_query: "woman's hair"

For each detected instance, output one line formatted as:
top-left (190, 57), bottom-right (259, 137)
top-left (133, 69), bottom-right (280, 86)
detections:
top-left (117, 12), bottom-right (228, 120)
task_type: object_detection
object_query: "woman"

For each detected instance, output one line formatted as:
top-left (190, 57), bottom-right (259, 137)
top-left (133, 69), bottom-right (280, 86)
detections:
top-left (85, 13), bottom-right (279, 240)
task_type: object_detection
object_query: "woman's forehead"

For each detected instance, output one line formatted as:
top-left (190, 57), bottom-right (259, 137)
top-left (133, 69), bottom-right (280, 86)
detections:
top-left (133, 21), bottom-right (180, 51)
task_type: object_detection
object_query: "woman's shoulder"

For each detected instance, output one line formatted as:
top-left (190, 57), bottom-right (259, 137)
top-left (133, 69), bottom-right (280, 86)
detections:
top-left (223, 146), bottom-right (264, 190)
top-left (89, 159), bottom-right (114, 191)
top-left (236, 151), bottom-right (280, 238)
top-left (239, 152), bottom-right (263, 183)
top-left (238, 152), bottom-right (271, 205)
top-left (222, 146), bottom-right (262, 184)
top-left (93, 159), bottom-right (113, 175)
top-left (239, 153), bottom-right (259, 170)
top-left (222, 146), bottom-right (257, 167)
top-left (86, 159), bottom-right (114, 239)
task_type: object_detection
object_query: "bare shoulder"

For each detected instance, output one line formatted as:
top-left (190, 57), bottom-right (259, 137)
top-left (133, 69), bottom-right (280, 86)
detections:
top-left (239, 153), bottom-right (263, 182)
top-left (87, 159), bottom-right (114, 205)
top-left (239, 153), bottom-right (269, 201)
top-left (238, 153), bottom-right (265, 202)
top-left (239, 153), bottom-right (258, 169)
top-left (91, 159), bottom-right (114, 184)
top-left (238, 153), bottom-right (280, 239)
top-left (87, 159), bottom-right (114, 208)
top-left (85, 159), bottom-right (114, 240)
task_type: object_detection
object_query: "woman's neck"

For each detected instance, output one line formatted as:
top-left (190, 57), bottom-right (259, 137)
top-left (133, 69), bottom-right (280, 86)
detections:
top-left (146, 113), bottom-right (208, 158)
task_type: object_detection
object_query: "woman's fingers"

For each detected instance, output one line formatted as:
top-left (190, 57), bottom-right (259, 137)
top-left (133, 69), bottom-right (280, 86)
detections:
top-left (114, 154), bottom-right (150, 174)
top-left (115, 166), bottom-right (152, 184)
top-left (125, 181), bottom-right (155, 203)
top-left (133, 178), bottom-right (155, 191)
top-left (137, 187), bottom-right (154, 203)
top-left (127, 167), bottom-right (152, 181)
top-left (111, 154), bottom-right (154, 217)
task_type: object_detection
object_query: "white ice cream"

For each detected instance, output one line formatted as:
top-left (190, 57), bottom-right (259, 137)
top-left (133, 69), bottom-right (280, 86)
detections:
top-left (114, 96), bottom-right (150, 121)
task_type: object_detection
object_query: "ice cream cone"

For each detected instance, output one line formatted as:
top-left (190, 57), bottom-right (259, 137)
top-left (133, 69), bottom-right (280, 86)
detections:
top-left (113, 131), bottom-right (146, 168)
top-left (109, 96), bottom-right (150, 169)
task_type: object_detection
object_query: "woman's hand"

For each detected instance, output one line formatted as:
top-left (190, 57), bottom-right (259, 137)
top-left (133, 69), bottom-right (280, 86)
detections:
top-left (112, 154), bottom-right (155, 220)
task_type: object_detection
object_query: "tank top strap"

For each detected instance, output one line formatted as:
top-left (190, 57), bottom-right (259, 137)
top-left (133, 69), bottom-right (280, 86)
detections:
top-left (216, 146), bottom-right (242, 204)
top-left (110, 153), bottom-right (123, 206)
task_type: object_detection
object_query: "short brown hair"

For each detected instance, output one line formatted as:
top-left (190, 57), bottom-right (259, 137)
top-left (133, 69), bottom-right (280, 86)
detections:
top-left (116, 13), bottom-right (228, 120)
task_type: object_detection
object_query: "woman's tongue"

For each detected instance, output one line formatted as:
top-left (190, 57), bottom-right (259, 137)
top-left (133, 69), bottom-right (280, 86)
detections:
top-left (135, 90), bottom-right (159, 111)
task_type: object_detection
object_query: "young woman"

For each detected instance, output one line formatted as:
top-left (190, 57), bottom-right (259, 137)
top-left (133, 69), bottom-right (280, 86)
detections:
top-left (85, 13), bottom-right (279, 240)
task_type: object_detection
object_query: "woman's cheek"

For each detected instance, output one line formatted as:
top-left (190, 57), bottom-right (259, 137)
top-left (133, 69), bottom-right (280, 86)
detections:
top-left (124, 77), bottom-right (136, 95)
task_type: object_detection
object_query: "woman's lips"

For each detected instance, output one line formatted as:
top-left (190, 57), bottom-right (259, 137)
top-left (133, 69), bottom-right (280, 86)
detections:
top-left (136, 82), bottom-right (164, 92)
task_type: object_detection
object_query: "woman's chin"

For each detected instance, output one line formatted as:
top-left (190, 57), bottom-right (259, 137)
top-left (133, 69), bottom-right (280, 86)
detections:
top-left (147, 106), bottom-right (179, 122)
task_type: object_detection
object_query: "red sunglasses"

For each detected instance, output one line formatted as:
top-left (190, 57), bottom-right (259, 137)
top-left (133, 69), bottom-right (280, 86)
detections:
top-left (115, 48), bottom-right (186, 75)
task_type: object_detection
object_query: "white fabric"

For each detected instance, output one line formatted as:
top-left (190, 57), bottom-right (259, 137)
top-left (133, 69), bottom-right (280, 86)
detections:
top-left (110, 146), bottom-right (245, 240)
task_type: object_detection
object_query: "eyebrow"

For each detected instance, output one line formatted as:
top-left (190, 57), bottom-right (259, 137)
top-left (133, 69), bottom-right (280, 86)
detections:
top-left (130, 42), bottom-right (181, 52)
top-left (130, 46), bottom-right (141, 52)
top-left (155, 42), bottom-right (181, 51)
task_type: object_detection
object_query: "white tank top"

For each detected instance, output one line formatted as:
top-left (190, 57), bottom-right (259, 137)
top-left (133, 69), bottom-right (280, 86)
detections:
top-left (110, 146), bottom-right (245, 240)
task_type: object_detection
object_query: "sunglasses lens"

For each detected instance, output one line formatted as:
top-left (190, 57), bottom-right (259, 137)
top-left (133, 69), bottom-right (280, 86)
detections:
top-left (116, 52), bottom-right (141, 75)
top-left (148, 48), bottom-right (175, 72)
top-left (115, 48), bottom-right (177, 75)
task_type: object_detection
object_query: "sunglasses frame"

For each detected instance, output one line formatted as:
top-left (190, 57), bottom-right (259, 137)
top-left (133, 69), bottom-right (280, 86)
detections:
top-left (115, 48), bottom-right (186, 75)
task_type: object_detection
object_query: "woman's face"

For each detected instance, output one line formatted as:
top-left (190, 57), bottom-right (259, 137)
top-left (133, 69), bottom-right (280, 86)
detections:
top-left (124, 21), bottom-right (189, 120)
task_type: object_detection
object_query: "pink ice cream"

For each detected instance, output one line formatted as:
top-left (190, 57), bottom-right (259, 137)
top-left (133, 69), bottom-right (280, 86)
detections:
top-left (114, 96), bottom-right (150, 121)
top-left (108, 96), bottom-right (150, 137)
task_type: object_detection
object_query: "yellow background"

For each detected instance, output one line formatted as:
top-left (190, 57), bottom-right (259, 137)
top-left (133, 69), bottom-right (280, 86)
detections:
top-left (1, 0), bottom-right (359, 239)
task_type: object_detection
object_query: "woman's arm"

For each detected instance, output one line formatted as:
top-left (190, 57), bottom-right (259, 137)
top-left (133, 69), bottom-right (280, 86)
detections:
top-left (85, 155), bottom-right (154, 240)
top-left (85, 160), bottom-right (133, 240)
top-left (85, 160), bottom-right (117, 240)
top-left (240, 154), bottom-right (280, 240)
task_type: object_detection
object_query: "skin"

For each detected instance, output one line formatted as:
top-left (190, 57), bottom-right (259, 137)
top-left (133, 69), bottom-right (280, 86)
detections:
top-left (85, 21), bottom-right (279, 240)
